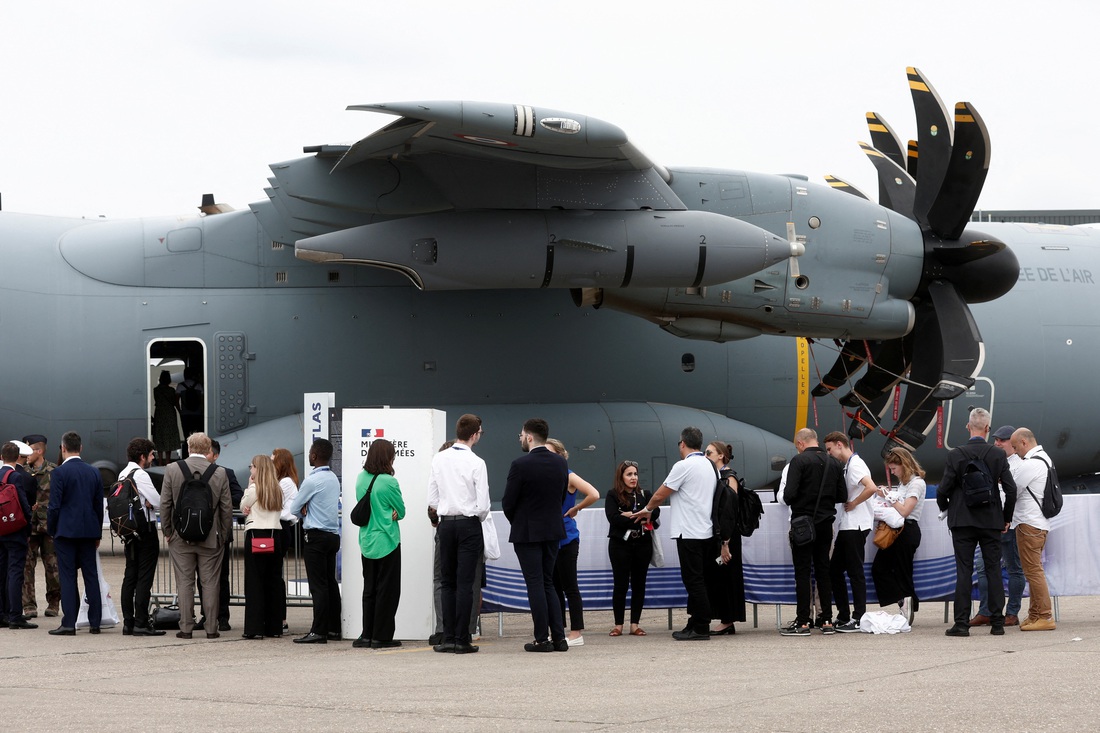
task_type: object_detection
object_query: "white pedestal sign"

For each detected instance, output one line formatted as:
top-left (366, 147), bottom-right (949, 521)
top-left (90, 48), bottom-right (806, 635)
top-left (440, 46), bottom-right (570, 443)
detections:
top-left (340, 407), bottom-right (445, 641)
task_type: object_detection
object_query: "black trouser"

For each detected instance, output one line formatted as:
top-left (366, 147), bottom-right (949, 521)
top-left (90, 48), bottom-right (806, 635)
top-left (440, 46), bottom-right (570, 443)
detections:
top-left (791, 519), bottom-right (834, 626)
top-left (362, 545), bottom-right (402, 643)
top-left (0, 537), bottom-right (28, 621)
top-left (831, 528), bottom-right (870, 623)
top-left (872, 520), bottom-right (922, 607)
top-left (243, 529), bottom-right (285, 637)
top-left (121, 530), bottom-right (160, 627)
top-left (514, 540), bottom-right (565, 643)
top-left (55, 537), bottom-right (100, 629)
top-left (608, 537), bottom-right (652, 625)
top-left (433, 532), bottom-right (483, 636)
top-left (676, 537), bottom-right (712, 634)
top-left (553, 539), bottom-right (584, 631)
top-left (302, 529), bottom-right (341, 635)
top-left (951, 525), bottom-right (1003, 626)
top-left (438, 516), bottom-right (483, 645)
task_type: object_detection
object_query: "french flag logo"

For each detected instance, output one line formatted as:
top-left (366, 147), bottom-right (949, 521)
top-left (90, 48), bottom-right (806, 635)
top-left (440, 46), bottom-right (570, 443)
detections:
top-left (362, 428), bottom-right (385, 438)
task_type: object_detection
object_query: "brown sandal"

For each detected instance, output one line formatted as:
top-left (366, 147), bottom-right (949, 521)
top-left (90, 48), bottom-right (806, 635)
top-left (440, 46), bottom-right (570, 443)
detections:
top-left (629, 627), bottom-right (647, 636)
top-left (609, 627), bottom-right (623, 636)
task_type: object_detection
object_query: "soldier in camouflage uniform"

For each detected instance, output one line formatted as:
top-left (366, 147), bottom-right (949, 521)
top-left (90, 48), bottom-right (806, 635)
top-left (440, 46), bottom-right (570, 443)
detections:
top-left (21, 434), bottom-right (60, 618)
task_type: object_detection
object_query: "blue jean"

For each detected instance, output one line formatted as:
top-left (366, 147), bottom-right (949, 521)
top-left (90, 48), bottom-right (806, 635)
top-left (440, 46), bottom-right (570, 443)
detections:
top-left (976, 528), bottom-right (1024, 617)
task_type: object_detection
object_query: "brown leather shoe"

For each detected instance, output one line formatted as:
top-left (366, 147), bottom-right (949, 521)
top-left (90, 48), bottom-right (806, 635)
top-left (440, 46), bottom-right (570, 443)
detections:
top-left (968, 614), bottom-right (991, 627)
top-left (1004, 614), bottom-right (1019, 626)
top-left (176, 631), bottom-right (193, 639)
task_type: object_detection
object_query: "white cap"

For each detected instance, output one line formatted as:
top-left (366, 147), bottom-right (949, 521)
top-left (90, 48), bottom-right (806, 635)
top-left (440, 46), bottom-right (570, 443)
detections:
top-left (11, 440), bottom-right (33, 456)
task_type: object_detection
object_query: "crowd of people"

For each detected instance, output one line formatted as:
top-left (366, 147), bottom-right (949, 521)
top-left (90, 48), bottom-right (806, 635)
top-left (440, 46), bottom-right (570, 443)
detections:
top-left (0, 405), bottom-right (1059, 648)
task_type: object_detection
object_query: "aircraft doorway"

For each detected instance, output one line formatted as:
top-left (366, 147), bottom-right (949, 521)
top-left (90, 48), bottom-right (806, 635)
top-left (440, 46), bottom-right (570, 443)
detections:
top-left (147, 338), bottom-right (207, 464)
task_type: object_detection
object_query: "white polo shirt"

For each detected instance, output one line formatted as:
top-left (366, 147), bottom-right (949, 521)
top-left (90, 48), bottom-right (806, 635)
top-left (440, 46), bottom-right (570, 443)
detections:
top-left (837, 453), bottom-right (874, 531)
top-left (662, 452), bottom-right (716, 540)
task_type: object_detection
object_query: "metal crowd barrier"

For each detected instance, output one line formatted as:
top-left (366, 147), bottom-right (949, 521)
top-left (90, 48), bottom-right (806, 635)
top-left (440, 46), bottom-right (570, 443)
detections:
top-left (141, 512), bottom-right (313, 609)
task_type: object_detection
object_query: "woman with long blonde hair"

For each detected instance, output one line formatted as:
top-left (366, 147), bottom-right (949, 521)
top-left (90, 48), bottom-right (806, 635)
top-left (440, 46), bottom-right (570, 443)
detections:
top-left (871, 446), bottom-right (927, 623)
top-left (240, 454), bottom-right (287, 639)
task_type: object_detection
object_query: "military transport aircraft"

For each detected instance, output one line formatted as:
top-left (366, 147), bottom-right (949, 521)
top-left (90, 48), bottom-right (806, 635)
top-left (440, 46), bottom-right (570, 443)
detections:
top-left (2, 68), bottom-right (1097, 494)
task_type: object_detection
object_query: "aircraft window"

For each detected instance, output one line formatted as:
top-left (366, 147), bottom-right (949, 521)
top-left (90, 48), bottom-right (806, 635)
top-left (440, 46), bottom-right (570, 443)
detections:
top-left (166, 227), bottom-right (202, 253)
top-left (681, 353), bottom-right (695, 373)
top-left (808, 216), bottom-right (821, 229)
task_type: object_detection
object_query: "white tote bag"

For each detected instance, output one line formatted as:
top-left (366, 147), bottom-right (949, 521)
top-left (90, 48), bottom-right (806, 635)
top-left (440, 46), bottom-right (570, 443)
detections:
top-left (481, 513), bottom-right (501, 561)
top-left (77, 552), bottom-right (121, 628)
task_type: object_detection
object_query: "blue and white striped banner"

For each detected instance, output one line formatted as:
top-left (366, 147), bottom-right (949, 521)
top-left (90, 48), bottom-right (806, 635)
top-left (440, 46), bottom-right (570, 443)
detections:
top-left (482, 494), bottom-right (1100, 612)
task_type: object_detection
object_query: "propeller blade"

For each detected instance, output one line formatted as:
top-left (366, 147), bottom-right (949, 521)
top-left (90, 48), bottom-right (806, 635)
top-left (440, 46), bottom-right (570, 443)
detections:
top-left (811, 340), bottom-right (869, 397)
top-left (847, 390), bottom-right (892, 441)
top-left (866, 113), bottom-right (906, 170)
top-left (925, 102), bottom-right (991, 240)
top-left (926, 280), bottom-right (983, 399)
top-left (858, 142), bottom-right (916, 217)
top-left (823, 174), bottom-right (870, 200)
top-left (880, 302), bottom-right (943, 455)
top-left (908, 67), bottom-right (953, 228)
top-left (906, 140), bottom-right (919, 179)
top-left (837, 337), bottom-right (909, 408)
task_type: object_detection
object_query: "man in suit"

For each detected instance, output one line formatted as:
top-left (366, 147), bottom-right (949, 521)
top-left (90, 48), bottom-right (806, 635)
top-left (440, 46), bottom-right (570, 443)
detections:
top-left (196, 439), bottom-right (243, 632)
top-left (160, 432), bottom-right (233, 639)
top-left (1, 442), bottom-right (36, 628)
top-left (937, 407), bottom-right (1017, 637)
top-left (502, 418), bottom-right (569, 652)
top-left (46, 431), bottom-right (104, 635)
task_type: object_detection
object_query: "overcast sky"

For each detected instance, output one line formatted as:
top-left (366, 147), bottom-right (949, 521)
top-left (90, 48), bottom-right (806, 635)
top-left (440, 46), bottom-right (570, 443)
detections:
top-left (2, 0), bottom-right (1095, 219)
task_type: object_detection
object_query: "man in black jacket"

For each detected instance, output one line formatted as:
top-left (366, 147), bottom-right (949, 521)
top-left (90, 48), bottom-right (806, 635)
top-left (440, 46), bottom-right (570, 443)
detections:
top-left (937, 407), bottom-right (1017, 637)
top-left (502, 418), bottom-right (569, 652)
top-left (779, 428), bottom-right (845, 636)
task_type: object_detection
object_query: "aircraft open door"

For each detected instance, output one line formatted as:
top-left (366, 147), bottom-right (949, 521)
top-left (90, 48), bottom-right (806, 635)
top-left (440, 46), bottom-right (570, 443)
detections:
top-left (147, 338), bottom-right (207, 458)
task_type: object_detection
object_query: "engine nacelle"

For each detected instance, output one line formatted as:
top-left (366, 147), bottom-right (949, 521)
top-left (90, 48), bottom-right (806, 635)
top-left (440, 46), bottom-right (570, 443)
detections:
top-left (295, 209), bottom-right (790, 290)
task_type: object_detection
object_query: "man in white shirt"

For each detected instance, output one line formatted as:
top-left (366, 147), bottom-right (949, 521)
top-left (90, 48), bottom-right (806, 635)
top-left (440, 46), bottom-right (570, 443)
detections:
top-left (632, 426), bottom-right (716, 641)
top-left (118, 438), bottom-right (165, 637)
top-left (427, 414), bottom-right (490, 654)
top-left (1009, 428), bottom-right (1055, 631)
top-left (824, 432), bottom-right (875, 633)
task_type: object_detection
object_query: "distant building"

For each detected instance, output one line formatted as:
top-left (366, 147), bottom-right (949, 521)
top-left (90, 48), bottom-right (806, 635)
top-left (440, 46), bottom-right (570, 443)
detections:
top-left (971, 210), bottom-right (1100, 226)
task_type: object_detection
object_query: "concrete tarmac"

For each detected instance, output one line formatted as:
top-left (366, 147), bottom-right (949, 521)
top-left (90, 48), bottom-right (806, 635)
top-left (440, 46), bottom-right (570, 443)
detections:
top-left (5, 548), bottom-right (1098, 732)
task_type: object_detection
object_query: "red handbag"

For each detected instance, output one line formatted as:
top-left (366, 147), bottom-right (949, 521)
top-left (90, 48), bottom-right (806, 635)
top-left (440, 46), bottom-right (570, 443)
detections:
top-left (251, 534), bottom-right (275, 554)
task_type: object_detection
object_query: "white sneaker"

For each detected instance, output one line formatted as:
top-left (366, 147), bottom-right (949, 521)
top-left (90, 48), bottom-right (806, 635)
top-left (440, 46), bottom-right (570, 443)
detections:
top-left (566, 635), bottom-right (584, 647)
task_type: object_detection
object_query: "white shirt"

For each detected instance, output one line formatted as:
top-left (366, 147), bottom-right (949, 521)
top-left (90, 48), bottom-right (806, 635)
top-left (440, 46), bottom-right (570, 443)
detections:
top-left (895, 476), bottom-right (927, 522)
top-left (777, 464), bottom-right (790, 505)
top-left (1012, 446), bottom-right (1051, 531)
top-left (119, 461), bottom-right (159, 522)
top-left (427, 444), bottom-right (490, 520)
top-left (837, 454), bottom-right (874, 531)
top-left (279, 476), bottom-right (299, 523)
top-left (662, 452), bottom-right (715, 540)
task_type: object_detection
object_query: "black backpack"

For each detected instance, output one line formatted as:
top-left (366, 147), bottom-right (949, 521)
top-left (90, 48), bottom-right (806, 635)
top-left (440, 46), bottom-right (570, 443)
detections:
top-left (736, 476), bottom-right (764, 537)
top-left (172, 460), bottom-right (219, 542)
top-left (1028, 455), bottom-right (1063, 518)
top-left (107, 468), bottom-right (150, 540)
top-left (961, 447), bottom-right (995, 508)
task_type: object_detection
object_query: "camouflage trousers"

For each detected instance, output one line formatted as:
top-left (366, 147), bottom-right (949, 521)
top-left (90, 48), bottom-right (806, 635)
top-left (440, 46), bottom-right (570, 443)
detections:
top-left (23, 533), bottom-right (61, 612)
